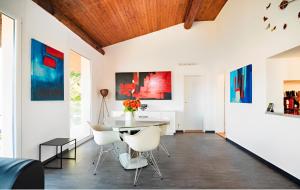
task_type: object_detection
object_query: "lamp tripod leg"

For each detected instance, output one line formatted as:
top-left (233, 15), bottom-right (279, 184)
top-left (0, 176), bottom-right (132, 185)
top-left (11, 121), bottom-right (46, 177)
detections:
top-left (103, 97), bottom-right (109, 117)
top-left (98, 98), bottom-right (104, 124)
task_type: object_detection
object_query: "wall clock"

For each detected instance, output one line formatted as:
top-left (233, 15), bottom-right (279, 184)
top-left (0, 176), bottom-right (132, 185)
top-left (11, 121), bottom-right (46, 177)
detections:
top-left (263, 0), bottom-right (299, 31)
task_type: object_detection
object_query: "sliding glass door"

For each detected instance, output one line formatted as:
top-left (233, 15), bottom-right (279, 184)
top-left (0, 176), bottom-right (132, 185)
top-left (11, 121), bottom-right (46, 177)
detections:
top-left (69, 51), bottom-right (91, 142)
top-left (0, 13), bottom-right (15, 157)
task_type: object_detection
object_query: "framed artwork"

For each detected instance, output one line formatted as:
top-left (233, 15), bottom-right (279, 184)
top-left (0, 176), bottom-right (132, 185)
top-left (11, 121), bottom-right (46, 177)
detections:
top-left (230, 64), bottom-right (252, 103)
top-left (31, 39), bottom-right (64, 101)
top-left (115, 71), bottom-right (172, 100)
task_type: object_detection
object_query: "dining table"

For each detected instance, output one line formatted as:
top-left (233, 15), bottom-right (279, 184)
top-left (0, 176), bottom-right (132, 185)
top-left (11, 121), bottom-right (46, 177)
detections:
top-left (104, 118), bottom-right (169, 170)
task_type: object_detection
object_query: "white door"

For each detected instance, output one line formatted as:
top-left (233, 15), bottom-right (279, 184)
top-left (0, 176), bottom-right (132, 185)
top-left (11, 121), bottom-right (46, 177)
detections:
top-left (184, 76), bottom-right (204, 130)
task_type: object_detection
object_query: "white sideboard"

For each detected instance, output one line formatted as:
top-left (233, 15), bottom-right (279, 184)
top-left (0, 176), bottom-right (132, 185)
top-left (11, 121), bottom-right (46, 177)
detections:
top-left (111, 110), bottom-right (176, 135)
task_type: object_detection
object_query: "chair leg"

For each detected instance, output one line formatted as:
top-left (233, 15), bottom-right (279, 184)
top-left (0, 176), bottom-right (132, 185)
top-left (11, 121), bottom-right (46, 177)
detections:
top-left (133, 167), bottom-right (142, 186)
top-left (149, 151), bottom-right (163, 179)
top-left (93, 146), bottom-right (102, 165)
top-left (133, 152), bottom-right (143, 186)
top-left (93, 146), bottom-right (105, 175)
top-left (133, 168), bottom-right (139, 186)
top-left (111, 143), bottom-right (119, 160)
top-left (159, 143), bottom-right (170, 157)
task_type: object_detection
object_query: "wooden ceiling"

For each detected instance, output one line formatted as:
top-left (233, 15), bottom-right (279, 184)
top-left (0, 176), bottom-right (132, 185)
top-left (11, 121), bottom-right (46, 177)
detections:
top-left (33, 0), bottom-right (227, 55)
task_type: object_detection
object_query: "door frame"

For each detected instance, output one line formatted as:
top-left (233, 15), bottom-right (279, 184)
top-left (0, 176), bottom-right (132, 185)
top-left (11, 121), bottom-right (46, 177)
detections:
top-left (0, 10), bottom-right (22, 158)
top-left (216, 73), bottom-right (226, 138)
top-left (69, 50), bottom-right (93, 146)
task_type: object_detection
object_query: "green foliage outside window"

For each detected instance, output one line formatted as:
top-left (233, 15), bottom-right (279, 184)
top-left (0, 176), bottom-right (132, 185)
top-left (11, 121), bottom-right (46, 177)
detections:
top-left (70, 71), bottom-right (81, 102)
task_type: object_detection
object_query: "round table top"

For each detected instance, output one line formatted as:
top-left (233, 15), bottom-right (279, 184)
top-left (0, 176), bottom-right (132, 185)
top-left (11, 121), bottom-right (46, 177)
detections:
top-left (104, 118), bottom-right (169, 131)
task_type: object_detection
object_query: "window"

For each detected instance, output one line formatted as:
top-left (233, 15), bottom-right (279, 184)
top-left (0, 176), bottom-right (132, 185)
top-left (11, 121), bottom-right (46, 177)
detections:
top-left (69, 51), bottom-right (91, 142)
top-left (0, 13), bottom-right (15, 157)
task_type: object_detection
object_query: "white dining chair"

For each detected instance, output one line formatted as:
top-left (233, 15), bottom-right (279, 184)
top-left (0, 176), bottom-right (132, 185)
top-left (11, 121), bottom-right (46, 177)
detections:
top-left (123, 126), bottom-right (163, 186)
top-left (159, 124), bottom-right (170, 157)
top-left (88, 122), bottom-right (122, 175)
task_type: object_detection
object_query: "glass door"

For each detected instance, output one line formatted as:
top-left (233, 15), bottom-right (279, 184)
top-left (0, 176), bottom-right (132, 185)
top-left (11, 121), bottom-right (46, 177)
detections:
top-left (69, 50), bottom-right (91, 142)
top-left (0, 13), bottom-right (15, 157)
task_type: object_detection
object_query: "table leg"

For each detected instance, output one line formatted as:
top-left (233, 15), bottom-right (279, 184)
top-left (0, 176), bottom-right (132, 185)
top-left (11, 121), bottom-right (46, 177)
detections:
top-left (128, 130), bottom-right (138, 158)
top-left (119, 147), bottom-right (148, 170)
top-left (60, 145), bottom-right (63, 169)
top-left (39, 144), bottom-right (41, 161)
top-left (119, 131), bottom-right (148, 169)
top-left (128, 144), bottom-right (131, 157)
top-left (74, 139), bottom-right (77, 161)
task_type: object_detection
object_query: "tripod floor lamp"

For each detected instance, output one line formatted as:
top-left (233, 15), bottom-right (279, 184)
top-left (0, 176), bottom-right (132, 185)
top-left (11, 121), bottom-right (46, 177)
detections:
top-left (98, 89), bottom-right (109, 124)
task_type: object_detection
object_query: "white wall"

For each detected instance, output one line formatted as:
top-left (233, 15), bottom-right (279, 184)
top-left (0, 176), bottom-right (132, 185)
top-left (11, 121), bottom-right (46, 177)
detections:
top-left (215, 73), bottom-right (225, 132)
top-left (284, 81), bottom-right (300, 91)
top-left (102, 22), bottom-right (220, 131)
top-left (216, 0), bottom-right (300, 179)
top-left (0, 0), bottom-right (105, 161)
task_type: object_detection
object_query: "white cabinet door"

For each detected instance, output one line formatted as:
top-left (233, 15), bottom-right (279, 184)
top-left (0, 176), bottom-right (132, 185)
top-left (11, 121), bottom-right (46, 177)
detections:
top-left (135, 111), bottom-right (160, 121)
top-left (160, 112), bottom-right (176, 135)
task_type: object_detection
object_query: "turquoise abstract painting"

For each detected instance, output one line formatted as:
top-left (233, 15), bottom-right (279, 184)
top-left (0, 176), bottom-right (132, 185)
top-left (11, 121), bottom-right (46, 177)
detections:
top-left (230, 64), bottom-right (252, 103)
top-left (31, 39), bottom-right (64, 101)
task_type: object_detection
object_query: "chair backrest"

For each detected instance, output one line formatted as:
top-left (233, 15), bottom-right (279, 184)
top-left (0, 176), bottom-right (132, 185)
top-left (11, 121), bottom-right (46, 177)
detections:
top-left (87, 121), bottom-right (112, 131)
top-left (103, 117), bottom-right (121, 128)
top-left (159, 124), bottom-right (168, 136)
top-left (124, 126), bottom-right (161, 152)
top-left (87, 122), bottom-right (120, 146)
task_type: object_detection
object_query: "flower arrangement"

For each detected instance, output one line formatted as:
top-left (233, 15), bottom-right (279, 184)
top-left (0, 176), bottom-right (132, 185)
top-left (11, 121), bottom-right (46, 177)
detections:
top-left (123, 99), bottom-right (141, 112)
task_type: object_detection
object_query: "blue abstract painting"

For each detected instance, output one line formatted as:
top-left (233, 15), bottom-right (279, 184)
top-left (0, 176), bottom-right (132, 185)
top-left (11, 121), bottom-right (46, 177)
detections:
top-left (31, 39), bottom-right (64, 101)
top-left (230, 64), bottom-right (252, 103)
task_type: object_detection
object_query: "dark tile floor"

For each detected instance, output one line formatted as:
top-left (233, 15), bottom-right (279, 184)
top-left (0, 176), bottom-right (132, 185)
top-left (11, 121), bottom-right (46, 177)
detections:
top-left (45, 133), bottom-right (299, 189)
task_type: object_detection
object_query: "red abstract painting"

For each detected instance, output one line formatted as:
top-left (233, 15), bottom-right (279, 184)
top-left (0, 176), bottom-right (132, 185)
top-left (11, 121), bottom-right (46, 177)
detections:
top-left (116, 71), bottom-right (172, 100)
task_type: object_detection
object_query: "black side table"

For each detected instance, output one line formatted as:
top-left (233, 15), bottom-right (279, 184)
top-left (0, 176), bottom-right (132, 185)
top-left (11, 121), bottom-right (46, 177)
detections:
top-left (39, 138), bottom-right (76, 169)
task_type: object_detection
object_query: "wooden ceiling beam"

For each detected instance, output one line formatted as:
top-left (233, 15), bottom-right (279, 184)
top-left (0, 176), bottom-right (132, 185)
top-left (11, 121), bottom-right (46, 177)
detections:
top-left (53, 12), bottom-right (105, 55)
top-left (184, 0), bottom-right (202, 29)
top-left (32, 0), bottom-right (105, 55)
top-left (32, 0), bottom-right (55, 15)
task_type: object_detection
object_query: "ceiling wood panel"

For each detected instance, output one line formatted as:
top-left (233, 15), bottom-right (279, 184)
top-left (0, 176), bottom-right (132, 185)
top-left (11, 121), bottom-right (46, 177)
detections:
top-left (33, 0), bottom-right (227, 52)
